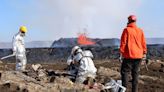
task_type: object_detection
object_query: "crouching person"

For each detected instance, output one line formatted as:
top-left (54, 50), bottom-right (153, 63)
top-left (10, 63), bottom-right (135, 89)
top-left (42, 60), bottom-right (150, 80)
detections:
top-left (67, 46), bottom-right (97, 84)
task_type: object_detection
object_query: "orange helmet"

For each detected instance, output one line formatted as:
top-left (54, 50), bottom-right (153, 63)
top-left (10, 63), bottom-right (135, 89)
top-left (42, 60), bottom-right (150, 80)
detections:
top-left (128, 15), bottom-right (137, 21)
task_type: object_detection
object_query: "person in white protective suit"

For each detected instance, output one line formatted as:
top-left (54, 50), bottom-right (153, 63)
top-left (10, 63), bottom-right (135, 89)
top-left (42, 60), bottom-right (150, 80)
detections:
top-left (12, 26), bottom-right (27, 71)
top-left (67, 46), bottom-right (97, 83)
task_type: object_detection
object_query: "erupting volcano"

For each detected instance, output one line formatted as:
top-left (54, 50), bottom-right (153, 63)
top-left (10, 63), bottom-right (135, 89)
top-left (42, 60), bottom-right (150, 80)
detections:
top-left (77, 33), bottom-right (95, 45)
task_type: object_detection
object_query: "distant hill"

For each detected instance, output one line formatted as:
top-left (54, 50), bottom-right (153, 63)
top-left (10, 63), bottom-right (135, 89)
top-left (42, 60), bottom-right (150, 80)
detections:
top-left (0, 41), bottom-right (53, 49)
top-left (146, 38), bottom-right (164, 45)
top-left (50, 38), bottom-right (77, 47)
top-left (50, 38), bottom-right (120, 47)
top-left (0, 38), bottom-right (164, 48)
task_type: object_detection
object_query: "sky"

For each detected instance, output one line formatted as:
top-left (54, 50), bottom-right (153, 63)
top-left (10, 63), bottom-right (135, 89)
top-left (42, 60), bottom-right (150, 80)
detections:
top-left (0, 0), bottom-right (164, 42)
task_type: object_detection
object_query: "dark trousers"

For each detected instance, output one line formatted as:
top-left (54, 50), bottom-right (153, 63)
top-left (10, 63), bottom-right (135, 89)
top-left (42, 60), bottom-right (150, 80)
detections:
top-left (121, 59), bottom-right (141, 92)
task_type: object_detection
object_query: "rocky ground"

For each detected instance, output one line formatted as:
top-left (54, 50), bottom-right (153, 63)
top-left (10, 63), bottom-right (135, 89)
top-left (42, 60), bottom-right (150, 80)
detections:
top-left (0, 59), bottom-right (164, 92)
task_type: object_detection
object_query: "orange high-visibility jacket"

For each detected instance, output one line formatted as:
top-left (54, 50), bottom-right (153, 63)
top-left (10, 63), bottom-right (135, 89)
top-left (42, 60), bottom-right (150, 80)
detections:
top-left (120, 23), bottom-right (147, 59)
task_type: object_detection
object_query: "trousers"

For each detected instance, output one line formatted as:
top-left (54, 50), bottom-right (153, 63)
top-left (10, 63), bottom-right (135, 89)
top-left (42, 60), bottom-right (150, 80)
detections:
top-left (121, 59), bottom-right (141, 92)
top-left (16, 55), bottom-right (27, 71)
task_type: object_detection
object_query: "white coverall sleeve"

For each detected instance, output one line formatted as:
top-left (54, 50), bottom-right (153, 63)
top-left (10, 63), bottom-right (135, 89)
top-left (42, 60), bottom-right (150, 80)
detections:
top-left (79, 59), bottom-right (87, 71)
top-left (12, 35), bottom-right (17, 53)
top-left (67, 55), bottom-right (73, 65)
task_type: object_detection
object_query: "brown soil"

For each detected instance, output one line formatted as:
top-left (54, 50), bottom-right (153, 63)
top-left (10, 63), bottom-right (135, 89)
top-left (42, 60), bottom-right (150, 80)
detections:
top-left (0, 59), bottom-right (164, 92)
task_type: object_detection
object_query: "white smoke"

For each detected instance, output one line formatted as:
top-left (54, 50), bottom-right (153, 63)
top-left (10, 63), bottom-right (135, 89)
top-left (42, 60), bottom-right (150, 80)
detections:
top-left (12, 0), bottom-right (143, 40)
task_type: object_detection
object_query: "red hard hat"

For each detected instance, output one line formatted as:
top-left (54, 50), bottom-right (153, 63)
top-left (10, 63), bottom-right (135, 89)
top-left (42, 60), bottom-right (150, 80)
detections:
top-left (128, 15), bottom-right (137, 21)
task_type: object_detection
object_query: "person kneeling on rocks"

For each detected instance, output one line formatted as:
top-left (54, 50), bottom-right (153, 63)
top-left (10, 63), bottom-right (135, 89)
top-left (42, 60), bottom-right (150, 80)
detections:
top-left (67, 46), bottom-right (97, 84)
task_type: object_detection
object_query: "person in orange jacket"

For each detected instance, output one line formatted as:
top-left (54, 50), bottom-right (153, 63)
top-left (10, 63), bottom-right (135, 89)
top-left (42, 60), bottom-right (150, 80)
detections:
top-left (120, 15), bottom-right (147, 92)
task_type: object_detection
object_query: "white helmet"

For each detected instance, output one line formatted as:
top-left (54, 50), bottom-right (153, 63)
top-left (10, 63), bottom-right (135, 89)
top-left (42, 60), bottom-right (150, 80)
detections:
top-left (71, 46), bottom-right (82, 55)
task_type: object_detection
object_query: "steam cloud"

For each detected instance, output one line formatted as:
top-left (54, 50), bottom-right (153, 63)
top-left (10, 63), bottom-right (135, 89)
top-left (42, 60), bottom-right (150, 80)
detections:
top-left (15, 0), bottom-right (142, 40)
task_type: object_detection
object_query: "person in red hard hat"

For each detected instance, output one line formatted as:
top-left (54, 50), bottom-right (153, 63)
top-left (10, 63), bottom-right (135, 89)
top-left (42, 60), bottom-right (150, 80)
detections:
top-left (120, 15), bottom-right (147, 92)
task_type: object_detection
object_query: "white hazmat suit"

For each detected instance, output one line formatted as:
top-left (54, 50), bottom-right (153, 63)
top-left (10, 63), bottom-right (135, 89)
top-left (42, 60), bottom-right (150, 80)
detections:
top-left (67, 46), bottom-right (97, 83)
top-left (12, 32), bottom-right (27, 71)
